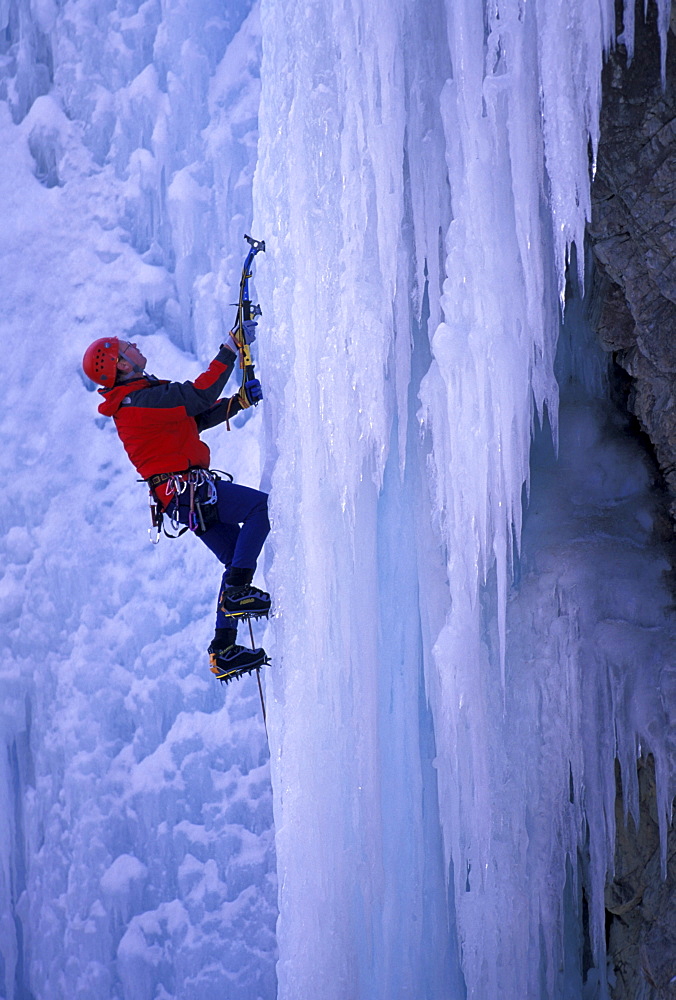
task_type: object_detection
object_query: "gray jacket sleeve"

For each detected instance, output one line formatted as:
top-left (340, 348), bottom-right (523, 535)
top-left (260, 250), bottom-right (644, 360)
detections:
top-left (195, 395), bottom-right (245, 431)
top-left (124, 346), bottom-right (237, 415)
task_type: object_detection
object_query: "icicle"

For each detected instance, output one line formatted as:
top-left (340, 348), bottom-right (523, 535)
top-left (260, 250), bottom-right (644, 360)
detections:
top-left (619, 0), bottom-right (636, 63)
top-left (657, 0), bottom-right (671, 89)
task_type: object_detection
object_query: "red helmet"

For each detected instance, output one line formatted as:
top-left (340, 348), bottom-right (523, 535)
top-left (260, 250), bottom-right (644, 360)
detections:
top-left (82, 337), bottom-right (120, 387)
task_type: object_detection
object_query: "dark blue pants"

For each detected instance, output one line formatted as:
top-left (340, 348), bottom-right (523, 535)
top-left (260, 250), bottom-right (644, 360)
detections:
top-left (173, 480), bottom-right (270, 631)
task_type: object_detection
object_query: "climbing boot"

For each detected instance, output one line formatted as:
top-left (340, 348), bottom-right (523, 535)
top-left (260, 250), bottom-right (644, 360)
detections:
top-left (220, 584), bottom-right (271, 619)
top-left (209, 642), bottom-right (269, 683)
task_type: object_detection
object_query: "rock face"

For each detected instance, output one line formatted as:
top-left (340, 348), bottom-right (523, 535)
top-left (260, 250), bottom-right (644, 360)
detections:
top-left (605, 758), bottom-right (676, 1000)
top-left (588, 2), bottom-right (676, 517)
top-left (590, 8), bottom-right (676, 998)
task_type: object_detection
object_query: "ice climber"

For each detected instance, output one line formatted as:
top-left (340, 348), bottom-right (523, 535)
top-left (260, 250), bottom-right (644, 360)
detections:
top-left (82, 329), bottom-right (271, 683)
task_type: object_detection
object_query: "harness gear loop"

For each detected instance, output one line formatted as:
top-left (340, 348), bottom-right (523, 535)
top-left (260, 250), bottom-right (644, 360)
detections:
top-left (143, 468), bottom-right (228, 542)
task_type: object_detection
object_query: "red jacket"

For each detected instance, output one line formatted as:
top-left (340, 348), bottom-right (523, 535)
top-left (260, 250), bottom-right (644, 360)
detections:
top-left (98, 346), bottom-right (242, 502)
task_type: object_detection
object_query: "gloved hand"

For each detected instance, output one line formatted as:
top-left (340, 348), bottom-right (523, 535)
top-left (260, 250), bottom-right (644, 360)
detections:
top-left (238, 378), bottom-right (264, 407)
top-left (242, 319), bottom-right (258, 344)
top-left (244, 378), bottom-right (263, 403)
top-left (221, 318), bottom-right (257, 355)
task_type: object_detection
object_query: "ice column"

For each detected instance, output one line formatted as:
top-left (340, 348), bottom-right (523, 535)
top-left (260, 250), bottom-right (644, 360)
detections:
top-left (254, 0), bottom-right (465, 993)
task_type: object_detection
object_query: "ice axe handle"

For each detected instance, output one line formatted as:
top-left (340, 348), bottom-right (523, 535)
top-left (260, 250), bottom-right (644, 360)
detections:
top-left (240, 299), bottom-right (259, 389)
top-left (239, 234), bottom-right (265, 404)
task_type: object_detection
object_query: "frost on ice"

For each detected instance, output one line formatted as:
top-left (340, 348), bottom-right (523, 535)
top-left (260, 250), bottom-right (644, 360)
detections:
top-left (0, 0), bottom-right (674, 999)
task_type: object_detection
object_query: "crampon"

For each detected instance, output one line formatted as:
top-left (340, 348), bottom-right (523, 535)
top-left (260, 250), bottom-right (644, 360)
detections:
top-left (209, 643), bottom-right (270, 684)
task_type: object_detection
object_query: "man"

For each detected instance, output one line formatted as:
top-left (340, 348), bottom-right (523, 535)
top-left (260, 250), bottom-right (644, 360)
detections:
top-left (82, 328), bottom-right (271, 682)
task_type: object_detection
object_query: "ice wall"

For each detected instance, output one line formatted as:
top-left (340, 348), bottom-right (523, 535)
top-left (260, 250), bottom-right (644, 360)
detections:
top-left (253, 1), bottom-right (675, 998)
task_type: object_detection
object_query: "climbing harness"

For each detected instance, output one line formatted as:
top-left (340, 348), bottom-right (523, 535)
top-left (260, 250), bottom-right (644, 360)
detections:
top-left (144, 468), bottom-right (232, 543)
top-left (226, 234), bottom-right (266, 429)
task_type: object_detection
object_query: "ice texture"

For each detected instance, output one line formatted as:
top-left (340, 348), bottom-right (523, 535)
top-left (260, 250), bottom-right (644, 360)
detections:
top-left (0, 0), bottom-right (674, 999)
top-left (253, 1), bottom-right (674, 999)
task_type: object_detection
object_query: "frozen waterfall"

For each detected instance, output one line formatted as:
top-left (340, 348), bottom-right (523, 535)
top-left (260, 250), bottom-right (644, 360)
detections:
top-left (0, 0), bottom-right (673, 999)
top-left (254, 0), bottom-right (674, 997)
